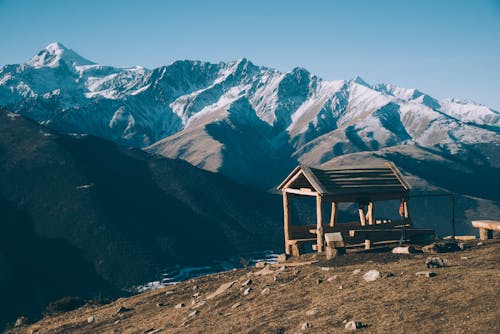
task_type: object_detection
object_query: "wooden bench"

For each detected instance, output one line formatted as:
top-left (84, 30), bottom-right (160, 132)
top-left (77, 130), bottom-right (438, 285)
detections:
top-left (349, 228), bottom-right (435, 249)
top-left (472, 220), bottom-right (500, 240)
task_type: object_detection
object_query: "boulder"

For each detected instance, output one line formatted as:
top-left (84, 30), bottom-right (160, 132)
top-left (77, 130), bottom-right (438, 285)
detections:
top-left (363, 270), bottom-right (380, 282)
top-left (277, 253), bottom-right (289, 263)
top-left (255, 261), bottom-right (267, 268)
top-left (426, 256), bottom-right (446, 268)
top-left (345, 320), bottom-right (367, 331)
top-left (306, 309), bottom-right (318, 316)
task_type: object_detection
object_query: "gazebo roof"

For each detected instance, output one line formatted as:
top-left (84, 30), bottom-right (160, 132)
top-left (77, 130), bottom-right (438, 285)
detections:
top-left (277, 162), bottom-right (411, 202)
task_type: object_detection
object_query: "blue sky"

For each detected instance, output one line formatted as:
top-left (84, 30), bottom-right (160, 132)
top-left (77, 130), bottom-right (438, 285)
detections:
top-left (0, 0), bottom-right (499, 109)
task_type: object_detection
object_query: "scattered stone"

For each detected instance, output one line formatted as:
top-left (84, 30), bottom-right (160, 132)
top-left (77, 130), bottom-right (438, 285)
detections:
top-left (175, 303), bottom-right (186, 309)
top-left (315, 279), bottom-right (323, 284)
top-left (114, 320), bottom-right (120, 325)
top-left (460, 256), bottom-right (471, 260)
top-left (193, 292), bottom-right (200, 298)
top-left (363, 270), bottom-right (380, 282)
top-left (165, 291), bottom-right (175, 296)
top-left (261, 287), bottom-right (271, 294)
top-left (293, 269), bottom-right (300, 275)
top-left (321, 266), bottom-right (331, 271)
top-left (380, 272), bottom-right (395, 278)
top-left (339, 285), bottom-right (343, 290)
top-left (477, 242), bottom-right (484, 246)
top-left (426, 256), bottom-right (446, 268)
top-left (243, 287), bottom-right (252, 295)
top-left (231, 302), bottom-right (241, 309)
top-left (156, 303), bottom-right (165, 308)
top-left (242, 279), bottom-right (252, 286)
top-left (188, 310), bottom-right (199, 317)
top-left (422, 244), bottom-right (436, 253)
top-left (415, 271), bottom-right (437, 278)
top-left (15, 316), bottom-right (29, 327)
top-left (273, 276), bottom-right (279, 282)
top-left (277, 253), bottom-right (289, 263)
top-left (301, 322), bottom-right (313, 330)
top-left (306, 309), bottom-right (318, 316)
top-left (345, 320), bottom-right (367, 331)
top-left (114, 306), bottom-right (132, 315)
top-left (327, 275), bottom-right (338, 282)
top-left (352, 269), bottom-right (362, 275)
top-left (423, 241), bottom-right (463, 253)
top-left (206, 281), bottom-right (236, 299)
top-left (192, 285), bottom-right (198, 290)
top-left (255, 261), bottom-right (267, 268)
top-left (87, 316), bottom-right (95, 323)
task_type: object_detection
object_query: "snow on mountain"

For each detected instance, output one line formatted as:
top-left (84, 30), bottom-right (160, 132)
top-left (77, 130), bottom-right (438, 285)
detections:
top-left (0, 42), bottom-right (499, 188)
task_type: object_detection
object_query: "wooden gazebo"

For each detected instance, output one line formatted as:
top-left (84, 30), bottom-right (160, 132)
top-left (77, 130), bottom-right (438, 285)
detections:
top-left (277, 162), bottom-right (419, 255)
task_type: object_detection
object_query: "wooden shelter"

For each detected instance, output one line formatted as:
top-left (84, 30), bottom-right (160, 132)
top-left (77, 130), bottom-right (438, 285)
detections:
top-left (277, 162), bottom-right (425, 255)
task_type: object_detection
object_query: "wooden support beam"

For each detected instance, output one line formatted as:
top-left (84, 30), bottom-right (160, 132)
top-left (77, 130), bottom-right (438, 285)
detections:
top-left (284, 188), bottom-right (318, 197)
top-left (366, 202), bottom-right (374, 225)
top-left (316, 195), bottom-right (324, 253)
top-left (358, 204), bottom-right (366, 226)
top-left (329, 201), bottom-right (337, 227)
top-left (365, 239), bottom-right (372, 250)
top-left (283, 191), bottom-right (291, 255)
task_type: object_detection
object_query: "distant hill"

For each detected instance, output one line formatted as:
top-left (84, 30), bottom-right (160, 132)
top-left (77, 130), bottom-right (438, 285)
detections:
top-left (0, 107), bottom-right (282, 325)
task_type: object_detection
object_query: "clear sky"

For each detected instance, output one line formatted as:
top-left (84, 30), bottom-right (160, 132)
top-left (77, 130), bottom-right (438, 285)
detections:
top-left (0, 0), bottom-right (499, 109)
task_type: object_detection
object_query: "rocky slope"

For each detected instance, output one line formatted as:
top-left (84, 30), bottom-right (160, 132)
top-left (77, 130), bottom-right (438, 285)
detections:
top-left (0, 107), bottom-right (283, 326)
top-left (7, 240), bottom-right (499, 333)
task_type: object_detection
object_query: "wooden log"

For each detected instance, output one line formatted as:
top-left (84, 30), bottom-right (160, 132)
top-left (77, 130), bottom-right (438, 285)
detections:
top-left (358, 204), bottom-right (366, 226)
top-left (283, 191), bottom-right (291, 255)
top-left (392, 246), bottom-right (416, 254)
top-left (367, 202), bottom-right (374, 225)
top-left (330, 201), bottom-right (337, 227)
top-left (316, 195), bottom-right (324, 253)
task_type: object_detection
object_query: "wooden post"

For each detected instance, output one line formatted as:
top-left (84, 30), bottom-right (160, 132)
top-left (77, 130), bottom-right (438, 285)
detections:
top-left (283, 191), bottom-right (291, 255)
top-left (403, 200), bottom-right (409, 219)
top-left (479, 228), bottom-right (493, 240)
top-left (364, 239), bottom-right (371, 250)
top-left (329, 201), bottom-right (337, 227)
top-left (316, 195), bottom-right (324, 253)
top-left (358, 204), bottom-right (366, 226)
top-left (366, 202), bottom-right (374, 225)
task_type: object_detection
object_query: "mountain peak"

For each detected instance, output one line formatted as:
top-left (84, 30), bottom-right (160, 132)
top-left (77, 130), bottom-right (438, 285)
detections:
top-left (27, 42), bottom-right (95, 69)
top-left (351, 75), bottom-right (370, 87)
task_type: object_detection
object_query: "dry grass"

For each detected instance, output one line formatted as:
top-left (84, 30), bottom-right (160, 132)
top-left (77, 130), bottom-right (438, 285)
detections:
top-left (10, 240), bottom-right (499, 334)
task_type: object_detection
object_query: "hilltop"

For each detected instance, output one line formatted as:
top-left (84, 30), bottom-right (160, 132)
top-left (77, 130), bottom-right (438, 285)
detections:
top-left (9, 240), bottom-right (499, 333)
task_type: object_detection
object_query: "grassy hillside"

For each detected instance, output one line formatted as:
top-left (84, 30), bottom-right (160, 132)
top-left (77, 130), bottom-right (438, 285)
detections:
top-left (0, 108), bottom-right (282, 326)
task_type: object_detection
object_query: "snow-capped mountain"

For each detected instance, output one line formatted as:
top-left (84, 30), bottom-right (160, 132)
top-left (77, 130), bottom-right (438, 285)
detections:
top-left (0, 43), bottom-right (499, 188)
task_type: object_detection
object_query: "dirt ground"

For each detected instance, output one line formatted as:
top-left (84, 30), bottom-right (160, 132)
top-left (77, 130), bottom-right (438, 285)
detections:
top-left (7, 240), bottom-right (500, 334)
